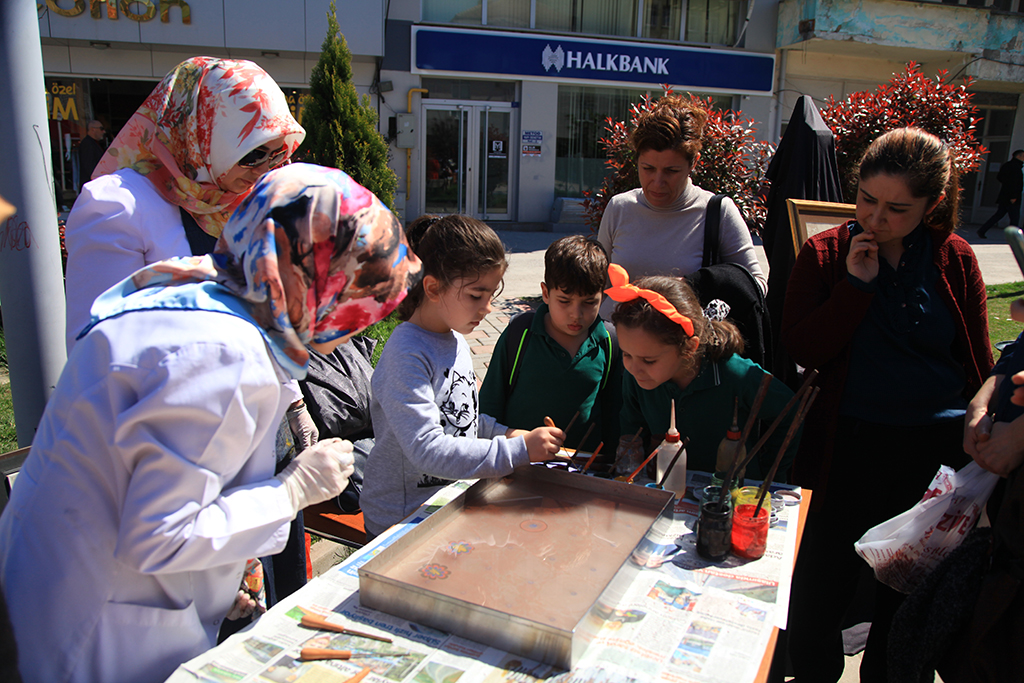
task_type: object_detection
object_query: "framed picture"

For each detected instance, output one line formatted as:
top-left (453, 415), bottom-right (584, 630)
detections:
top-left (787, 199), bottom-right (857, 257)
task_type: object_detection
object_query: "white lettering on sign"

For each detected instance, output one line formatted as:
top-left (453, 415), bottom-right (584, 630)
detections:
top-left (558, 49), bottom-right (669, 75)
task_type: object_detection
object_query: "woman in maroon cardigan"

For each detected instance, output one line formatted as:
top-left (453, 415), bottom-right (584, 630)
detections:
top-left (781, 128), bottom-right (993, 682)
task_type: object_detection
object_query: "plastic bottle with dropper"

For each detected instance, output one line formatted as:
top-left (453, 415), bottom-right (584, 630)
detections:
top-left (656, 399), bottom-right (686, 499)
top-left (715, 398), bottom-right (745, 495)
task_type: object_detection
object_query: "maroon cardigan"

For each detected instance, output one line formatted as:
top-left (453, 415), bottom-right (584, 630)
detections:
top-left (781, 221), bottom-right (993, 505)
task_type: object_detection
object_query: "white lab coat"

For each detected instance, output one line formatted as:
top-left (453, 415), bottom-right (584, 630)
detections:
top-left (0, 308), bottom-right (296, 683)
top-left (64, 168), bottom-right (190, 351)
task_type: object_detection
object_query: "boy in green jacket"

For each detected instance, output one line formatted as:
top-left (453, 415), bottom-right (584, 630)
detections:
top-left (480, 235), bottom-right (621, 456)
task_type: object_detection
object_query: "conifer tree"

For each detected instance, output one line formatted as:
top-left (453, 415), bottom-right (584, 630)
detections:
top-left (299, 1), bottom-right (397, 209)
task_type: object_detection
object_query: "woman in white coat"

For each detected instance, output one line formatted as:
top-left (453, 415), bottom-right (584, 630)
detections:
top-left (64, 56), bottom-right (305, 351)
top-left (0, 164), bottom-right (421, 683)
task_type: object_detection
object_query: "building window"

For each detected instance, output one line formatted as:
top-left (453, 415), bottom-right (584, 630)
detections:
top-left (555, 85), bottom-right (640, 198)
top-left (422, 0), bottom-right (741, 44)
top-left (555, 85), bottom-right (732, 198)
top-left (685, 0), bottom-right (738, 45)
top-left (423, 0), bottom-right (485, 25)
top-left (642, 0), bottom-right (682, 40)
top-left (534, 0), bottom-right (639, 37)
top-left (421, 78), bottom-right (517, 101)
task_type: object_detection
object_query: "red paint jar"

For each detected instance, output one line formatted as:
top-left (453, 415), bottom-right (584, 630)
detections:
top-left (731, 503), bottom-right (769, 560)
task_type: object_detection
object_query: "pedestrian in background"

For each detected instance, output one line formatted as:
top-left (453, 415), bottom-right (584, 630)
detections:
top-left (977, 149), bottom-right (1024, 238)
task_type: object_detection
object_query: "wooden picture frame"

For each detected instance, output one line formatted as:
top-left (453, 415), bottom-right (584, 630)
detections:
top-left (787, 199), bottom-right (857, 257)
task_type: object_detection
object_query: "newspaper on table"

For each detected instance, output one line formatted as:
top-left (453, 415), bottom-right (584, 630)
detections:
top-left (167, 472), bottom-right (802, 683)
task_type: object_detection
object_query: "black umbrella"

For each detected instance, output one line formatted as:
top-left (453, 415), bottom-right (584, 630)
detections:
top-left (761, 95), bottom-right (844, 387)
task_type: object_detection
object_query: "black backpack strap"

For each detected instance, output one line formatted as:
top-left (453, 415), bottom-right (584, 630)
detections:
top-left (179, 206), bottom-right (219, 256)
top-left (702, 194), bottom-right (725, 268)
top-left (504, 311), bottom-right (535, 398)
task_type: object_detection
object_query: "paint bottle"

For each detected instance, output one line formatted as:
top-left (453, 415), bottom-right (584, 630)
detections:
top-left (715, 398), bottom-right (745, 491)
top-left (656, 399), bottom-right (686, 498)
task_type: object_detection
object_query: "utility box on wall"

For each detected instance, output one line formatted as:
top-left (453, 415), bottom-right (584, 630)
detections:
top-left (396, 113), bottom-right (416, 148)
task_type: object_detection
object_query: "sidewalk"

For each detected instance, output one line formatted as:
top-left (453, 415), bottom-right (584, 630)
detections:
top-left (469, 223), bottom-right (1022, 383)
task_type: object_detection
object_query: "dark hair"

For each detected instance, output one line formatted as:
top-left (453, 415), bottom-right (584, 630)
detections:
top-left (397, 214), bottom-right (507, 320)
top-left (611, 276), bottom-right (743, 372)
top-left (630, 95), bottom-right (708, 164)
top-left (543, 235), bottom-right (608, 297)
top-left (1014, 149), bottom-right (1024, 159)
top-left (857, 127), bottom-right (960, 235)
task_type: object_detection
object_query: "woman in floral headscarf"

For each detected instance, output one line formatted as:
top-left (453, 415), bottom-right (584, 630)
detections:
top-left (64, 56), bottom-right (305, 351)
top-left (0, 164), bottom-right (420, 683)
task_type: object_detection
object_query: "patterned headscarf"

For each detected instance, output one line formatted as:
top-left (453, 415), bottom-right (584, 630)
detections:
top-left (123, 164), bottom-right (421, 378)
top-left (93, 56), bottom-right (305, 238)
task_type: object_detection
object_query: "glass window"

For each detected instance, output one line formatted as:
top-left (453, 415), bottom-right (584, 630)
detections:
top-left (485, 0), bottom-right (531, 27)
top-left (555, 85), bottom-right (645, 198)
top-left (423, 0), bottom-right (484, 25)
top-left (642, 0), bottom-right (682, 40)
top-left (685, 0), bottom-right (738, 45)
top-left (421, 78), bottom-right (517, 101)
top-left (536, 0), bottom-right (638, 37)
top-left (555, 86), bottom-right (733, 198)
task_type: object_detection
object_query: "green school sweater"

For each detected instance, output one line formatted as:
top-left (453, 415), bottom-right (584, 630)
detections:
top-left (479, 303), bottom-right (621, 453)
top-left (620, 354), bottom-right (800, 481)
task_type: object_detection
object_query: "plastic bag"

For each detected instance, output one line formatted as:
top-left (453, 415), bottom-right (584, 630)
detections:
top-left (854, 461), bottom-right (999, 594)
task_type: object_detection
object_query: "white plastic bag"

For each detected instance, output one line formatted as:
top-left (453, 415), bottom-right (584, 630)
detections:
top-left (854, 461), bottom-right (999, 594)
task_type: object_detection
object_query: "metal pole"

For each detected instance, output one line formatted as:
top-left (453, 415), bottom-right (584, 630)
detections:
top-left (0, 1), bottom-right (68, 446)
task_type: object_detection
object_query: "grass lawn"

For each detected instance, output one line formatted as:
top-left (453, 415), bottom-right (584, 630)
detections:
top-left (985, 281), bottom-right (1024, 355)
top-left (2, 286), bottom-right (1024, 454)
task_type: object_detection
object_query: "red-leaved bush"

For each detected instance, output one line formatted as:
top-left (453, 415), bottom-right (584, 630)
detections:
top-left (821, 62), bottom-right (987, 203)
top-left (581, 88), bottom-right (775, 234)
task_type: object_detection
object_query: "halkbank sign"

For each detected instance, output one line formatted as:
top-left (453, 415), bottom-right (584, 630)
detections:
top-left (413, 27), bottom-right (774, 95)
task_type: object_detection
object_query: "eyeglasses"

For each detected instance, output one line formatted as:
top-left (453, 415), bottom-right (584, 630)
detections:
top-left (237, 145), bottom-right (288, 169)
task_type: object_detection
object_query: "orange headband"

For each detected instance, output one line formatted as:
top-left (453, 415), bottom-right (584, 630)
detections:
top-left (604, 264), bottom-right (695, 337)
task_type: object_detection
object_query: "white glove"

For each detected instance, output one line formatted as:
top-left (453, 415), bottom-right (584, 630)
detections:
top-left (275, 438), bottom-right (354, 514)
top-left (286, 400), bottom-right (319, 450)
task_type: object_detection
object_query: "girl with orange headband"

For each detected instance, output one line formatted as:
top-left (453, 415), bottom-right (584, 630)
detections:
top-left (607, 264), bottom-right (799, 478)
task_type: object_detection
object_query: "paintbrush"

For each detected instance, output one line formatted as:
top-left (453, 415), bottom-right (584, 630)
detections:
top-left (299, 648), bottom-right (409, 661)
top-left (625, 444), bottom-right (661, 484)
top-left (299, 614), bottom-right (393, 643)
top-left (563, 409), bottom-right (581, 436)
top-left (737, 369), bottom-right (818, 474)
top-left (581, 441), bottom-right (604, 474)
top-left (754, 386), bottom-right (819, 516)
top-left (717, 375), bottom-right (772, 512)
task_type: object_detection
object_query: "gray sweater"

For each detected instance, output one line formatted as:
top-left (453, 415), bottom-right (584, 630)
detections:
top-left (597, 183), bottom-right (766, 319)
top-left (361, 322), bottom-right (528, 536)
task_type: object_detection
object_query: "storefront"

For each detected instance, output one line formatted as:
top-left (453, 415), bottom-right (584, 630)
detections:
top-left (383, 16), bottom-right (777, 225)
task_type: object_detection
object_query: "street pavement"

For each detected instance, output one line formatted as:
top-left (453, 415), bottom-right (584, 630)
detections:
top-left (469, 222), bottom-right (1023, 383)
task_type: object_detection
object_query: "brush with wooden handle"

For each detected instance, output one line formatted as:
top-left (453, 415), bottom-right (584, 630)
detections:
top-left (299, 648), bottom-right (409, 661)
top-left (299, 614), bottom-right (393, 643)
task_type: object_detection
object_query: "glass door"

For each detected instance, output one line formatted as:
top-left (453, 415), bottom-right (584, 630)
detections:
top-left (424, 108), bottom-right (468, 215)
top-left (423, 103), bottom-right (514, 220)
top-left (479, 107), bottom-right (511, 220)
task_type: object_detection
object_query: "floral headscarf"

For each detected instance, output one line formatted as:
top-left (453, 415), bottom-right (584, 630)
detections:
top-left (123, 164), bottom-right (421, 378)
top-left (93, 56), bottom-right (305, 238)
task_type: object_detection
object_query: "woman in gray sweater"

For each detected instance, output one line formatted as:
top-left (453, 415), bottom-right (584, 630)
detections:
top-left (597, 95), bottom-right (765, 319)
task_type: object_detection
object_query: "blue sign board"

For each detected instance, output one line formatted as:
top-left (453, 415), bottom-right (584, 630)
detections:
top-left (414, 27), bottom-right (774, 94)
